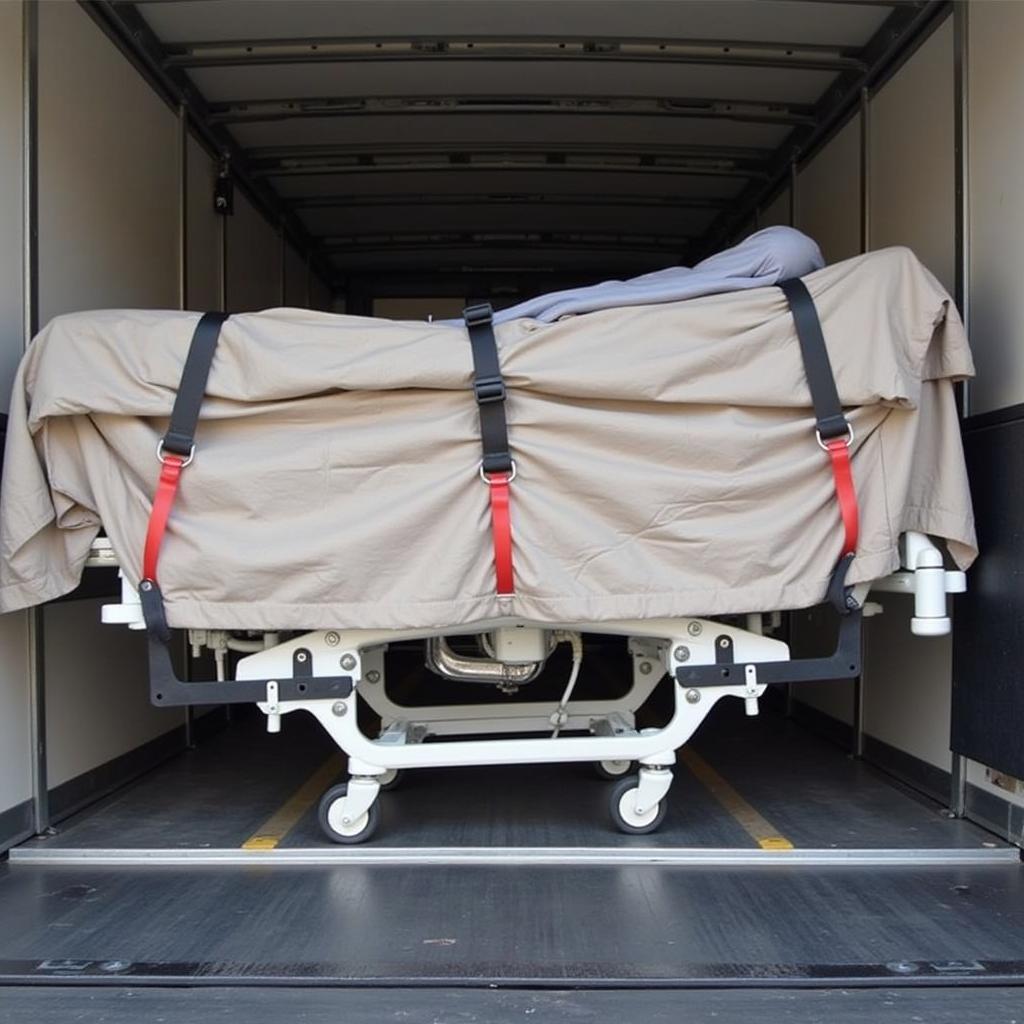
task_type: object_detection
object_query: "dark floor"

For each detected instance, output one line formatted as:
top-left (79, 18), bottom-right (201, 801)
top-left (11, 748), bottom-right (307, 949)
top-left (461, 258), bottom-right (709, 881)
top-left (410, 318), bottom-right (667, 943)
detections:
top-left (14, 699), bottom-right (1006, 853)
top-left (0, 858), bottom-right (1023, 982)
top-left (3, 986), bottom-right (1024, 1024)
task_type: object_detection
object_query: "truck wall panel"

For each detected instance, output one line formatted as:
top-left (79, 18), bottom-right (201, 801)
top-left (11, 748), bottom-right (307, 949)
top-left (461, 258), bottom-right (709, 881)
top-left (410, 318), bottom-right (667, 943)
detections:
top-left (187, 136), bottom-right (221, 313)
top-left (284, 243), bottom-right (309, 308)
top-left (868, 19), bottom-right (955, 293)
top-left (226, 193), bottom-right (281, 312)
top-left (0, 0), bottom-right (34, 834)
top-left (796, 117), bottom-right (862, 264)
top-left (37, 2), bottom-right (179, 323)
top-left (860, 17), bottom-right (955, 773)
top-left (36, 1), bottom-right (184, 793)
top-left (966, 1), bottom-right (1024, 415)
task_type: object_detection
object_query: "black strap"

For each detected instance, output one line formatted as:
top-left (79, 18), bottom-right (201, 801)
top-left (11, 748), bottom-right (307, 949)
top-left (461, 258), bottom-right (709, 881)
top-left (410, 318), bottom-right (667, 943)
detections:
top-left (778, 279), bottom-right (849, 443)
top-left (160, 312), bottom-right (230, 457)
top-left (463, 303), bottom-right (513, 476)
top-left (779, 279), bottom-right (858, 615)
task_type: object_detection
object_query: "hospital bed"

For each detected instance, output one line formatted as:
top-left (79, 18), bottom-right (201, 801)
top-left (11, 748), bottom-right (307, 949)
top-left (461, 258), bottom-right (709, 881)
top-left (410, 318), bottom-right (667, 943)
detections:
top-left (0, 238), bottom-right (977, 843)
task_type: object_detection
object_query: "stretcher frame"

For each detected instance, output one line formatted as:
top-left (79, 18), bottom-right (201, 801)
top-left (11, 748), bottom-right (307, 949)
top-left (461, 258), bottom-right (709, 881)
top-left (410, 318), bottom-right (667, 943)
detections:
top-left (90, 529), bottom-right (964, 841)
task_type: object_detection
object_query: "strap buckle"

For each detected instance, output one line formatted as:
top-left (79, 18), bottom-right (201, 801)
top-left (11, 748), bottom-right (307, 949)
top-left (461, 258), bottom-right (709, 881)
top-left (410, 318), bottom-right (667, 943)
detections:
top-left (156, 439), bottom-right (195, 467)
top-left (463, 303), bottom-right (494, 327)
top-left (816, 423), bottom-right (854, 451)
top-left (480, 459), bottom-right (517, 484)
top-left (473, 376), bottom-right (506, 404)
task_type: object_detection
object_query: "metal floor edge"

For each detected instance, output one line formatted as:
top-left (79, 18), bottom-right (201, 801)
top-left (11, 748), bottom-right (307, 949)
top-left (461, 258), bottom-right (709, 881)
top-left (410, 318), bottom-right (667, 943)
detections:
top-left (8, 844), bottom-right (1019, 867)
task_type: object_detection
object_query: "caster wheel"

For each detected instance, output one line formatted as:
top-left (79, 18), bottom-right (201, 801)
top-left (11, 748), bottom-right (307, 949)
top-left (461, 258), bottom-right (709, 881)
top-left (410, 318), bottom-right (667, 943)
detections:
top-left (609, 775), bottom-right (668, 835)
top-left (378, 768), bottom-right (402, 791)
top-left (319, 783), bottom-right (381, 844)
top-left (594, 758), bottom-right (633, 780)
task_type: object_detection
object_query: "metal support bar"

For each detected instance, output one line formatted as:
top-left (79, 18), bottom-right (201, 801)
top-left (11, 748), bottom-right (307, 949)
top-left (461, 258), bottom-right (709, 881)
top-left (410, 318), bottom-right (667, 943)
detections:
top-left (163, 35), bottom-right (866, 73)
top-left (22, 0), bottom-right (47, 837)
top-left (859, 87), bottom-right (871, 253)
top-left (950, 753), bottom-right (968, 817)
top-left (789, 159), bottom-right (798, 226)
top-left (677, 610), bottom-right (862, 688)
top-left (279, 221), bottom-right (286, 305)
top-left (953, 0), bottom-right (970, 416)
top-left (289, 193), bottom-right (729, 211)
top-left (146, 636), bottom-right (353, 708)
top-left (207, 94), bottom-right (818, 127)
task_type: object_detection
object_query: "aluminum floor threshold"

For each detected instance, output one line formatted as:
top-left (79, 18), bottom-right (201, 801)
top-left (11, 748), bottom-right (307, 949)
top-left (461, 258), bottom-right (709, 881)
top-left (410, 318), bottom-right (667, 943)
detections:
top-left (10, 844), bottom-right (1019, 867)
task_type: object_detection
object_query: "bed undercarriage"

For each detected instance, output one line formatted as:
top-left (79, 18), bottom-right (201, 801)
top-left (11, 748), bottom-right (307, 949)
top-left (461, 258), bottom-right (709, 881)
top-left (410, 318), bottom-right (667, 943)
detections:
top-left (89, 530), bottom-right (964, 843)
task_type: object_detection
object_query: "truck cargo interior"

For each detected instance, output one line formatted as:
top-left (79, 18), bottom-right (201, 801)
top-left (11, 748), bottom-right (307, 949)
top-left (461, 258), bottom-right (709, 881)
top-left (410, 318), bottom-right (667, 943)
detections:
top-left (1, 0), bottom-right (1023, 1017)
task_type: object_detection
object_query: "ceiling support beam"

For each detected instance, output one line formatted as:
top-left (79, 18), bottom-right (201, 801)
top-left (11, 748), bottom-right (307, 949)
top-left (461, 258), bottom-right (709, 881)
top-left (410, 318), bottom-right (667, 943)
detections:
top-left (207, 94), bottom-right (817, 127)
top-left (164, 35), bottom-right (865, 73)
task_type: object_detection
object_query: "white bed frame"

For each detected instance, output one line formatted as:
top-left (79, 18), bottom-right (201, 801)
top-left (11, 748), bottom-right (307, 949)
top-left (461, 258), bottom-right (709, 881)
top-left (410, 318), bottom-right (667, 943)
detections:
top-left (89, 530), bottom-right (965, 842)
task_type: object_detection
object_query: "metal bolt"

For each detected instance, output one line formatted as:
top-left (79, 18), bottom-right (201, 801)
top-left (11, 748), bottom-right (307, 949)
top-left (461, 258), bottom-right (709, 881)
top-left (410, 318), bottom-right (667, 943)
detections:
top-left (366, 669), bottom-right (381, 684)
top-left (296, 651), bottom-right (308, 663)
top-left (638, 661), bottom-right (652, 676)
top-left (687, 621), bottom-right (702, 637)
top-left (685, 688), bottom-right (701, 704)
top-left (718, 637), bottom-right (730, 648)
top-left (325, 631), bottom-right (340, 647)
top-left (140, 580), bottom-right (152, 592)
top-left (339, 653), bottom-right (357, 671)
top-left (331, 701), bottom-right (348, 717)
top-left (673, 645), bottom-right (690, 663)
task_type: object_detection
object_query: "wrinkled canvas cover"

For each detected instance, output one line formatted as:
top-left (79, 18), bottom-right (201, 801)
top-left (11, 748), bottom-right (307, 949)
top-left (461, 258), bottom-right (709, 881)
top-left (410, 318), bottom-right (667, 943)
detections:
top-left (0, 247), bottom-right (976, 631)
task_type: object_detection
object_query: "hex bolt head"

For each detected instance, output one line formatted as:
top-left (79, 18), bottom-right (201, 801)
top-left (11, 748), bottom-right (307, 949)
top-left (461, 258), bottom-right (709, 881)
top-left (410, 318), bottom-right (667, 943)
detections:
top-left (339, 653), bottom-right (357, 671)
top-left (685, 688), bottom-right (701, 704)
top-left (325, 631), bottom-right (340, 647)
top-left (331, 701), bottom-right (348, 717)
top-left (638, 661), bottom-right (652, 676)
top-left (366, 669), bottom-right (381, 684)
top-left (687, 621), bottom-right (702, 637)
top-left (673, 645), bottom-right (690, 663)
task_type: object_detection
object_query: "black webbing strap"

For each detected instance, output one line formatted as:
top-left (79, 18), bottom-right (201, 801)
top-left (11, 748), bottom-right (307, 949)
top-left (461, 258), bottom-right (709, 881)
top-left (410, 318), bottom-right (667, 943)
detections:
top-left (159, 312), bottom-right (230, 458)
top-left (140, 312), bottom-right (229, 642)
top-left (778, 279), bottom-right (859, 615)
top-left (778, 279), bottom-right (850, 444)
top-left (463, 303), bottom-right (513, 476)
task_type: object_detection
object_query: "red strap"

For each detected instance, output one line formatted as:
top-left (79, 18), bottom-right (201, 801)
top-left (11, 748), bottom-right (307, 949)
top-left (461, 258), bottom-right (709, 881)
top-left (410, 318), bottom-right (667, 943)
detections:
top-left (142, 454), bottom-right (185, 584)
top-left (486, 472), bottom-right (515, 595)
top-left (824, 438), bottom-right (859, 557)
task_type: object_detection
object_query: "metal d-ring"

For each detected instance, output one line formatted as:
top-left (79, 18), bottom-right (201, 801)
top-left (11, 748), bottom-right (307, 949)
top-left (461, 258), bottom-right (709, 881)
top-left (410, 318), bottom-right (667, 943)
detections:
top-left (479, 460), bottom-right (517, 484)
top-left (816, 424), bottom-right (855, 451)
top-left (156, 439), bottom-right (195, 467)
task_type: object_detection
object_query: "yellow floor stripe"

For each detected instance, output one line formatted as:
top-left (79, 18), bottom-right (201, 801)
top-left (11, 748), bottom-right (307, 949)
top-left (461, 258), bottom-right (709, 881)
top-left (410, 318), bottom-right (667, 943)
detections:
top-left (680, 748), bottom-right (794, 851)
top-left (241, 753), bottom-right (345, 851)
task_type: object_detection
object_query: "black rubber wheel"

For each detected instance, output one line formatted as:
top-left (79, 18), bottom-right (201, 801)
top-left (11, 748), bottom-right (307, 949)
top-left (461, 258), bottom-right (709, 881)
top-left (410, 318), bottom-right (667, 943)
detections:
top-left (378, 768), bottom-right (403, 791)
top-left (318, 783), bottom-right (382, 844)
top-left (608, 775), bottom-right (668, 835)
top-left (593, 758), bottom-right (634, 781)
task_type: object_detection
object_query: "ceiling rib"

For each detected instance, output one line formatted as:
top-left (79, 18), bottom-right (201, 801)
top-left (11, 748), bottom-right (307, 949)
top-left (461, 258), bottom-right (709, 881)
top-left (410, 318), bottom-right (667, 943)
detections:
top-left (256, 159), bottom-right (767, 181)
top-left (322, 231), bottom-right (692, 253)
top-left (208, 95), bottom-right (817, 127)
top-left (290, 194), bottom-right (729, 211)
top-left (163, 35), bottom-right (865, 73)
top-left (249, 141), bottom-right (773, 162)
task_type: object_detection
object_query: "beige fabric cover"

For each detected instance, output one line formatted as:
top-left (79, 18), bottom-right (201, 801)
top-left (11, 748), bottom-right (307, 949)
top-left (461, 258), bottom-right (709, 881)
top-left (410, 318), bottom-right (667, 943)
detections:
top-left (0, 247), bottom-right (976, 630)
